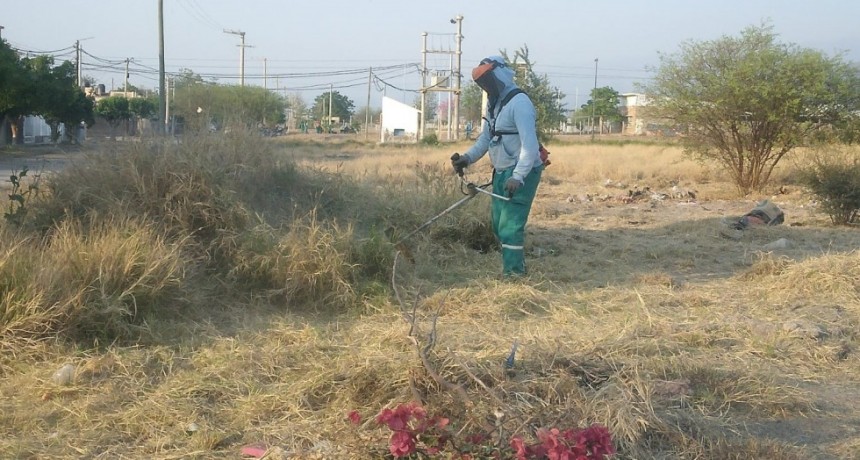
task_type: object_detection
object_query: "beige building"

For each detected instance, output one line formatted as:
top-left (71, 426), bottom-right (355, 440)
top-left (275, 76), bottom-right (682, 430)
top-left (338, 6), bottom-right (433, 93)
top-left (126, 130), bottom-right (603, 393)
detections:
top-left (618, 92), bottom-right (650, 135)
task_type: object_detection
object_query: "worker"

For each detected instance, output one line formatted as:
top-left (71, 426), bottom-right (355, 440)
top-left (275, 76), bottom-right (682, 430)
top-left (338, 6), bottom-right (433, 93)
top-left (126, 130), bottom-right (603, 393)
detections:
top-left (451, 55), bottom-right (543, 276)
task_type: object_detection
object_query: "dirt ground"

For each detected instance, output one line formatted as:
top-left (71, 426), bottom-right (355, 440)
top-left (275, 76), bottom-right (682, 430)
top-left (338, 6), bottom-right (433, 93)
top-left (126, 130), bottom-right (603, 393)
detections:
top-left (529, 174), bottom-right (860, 458)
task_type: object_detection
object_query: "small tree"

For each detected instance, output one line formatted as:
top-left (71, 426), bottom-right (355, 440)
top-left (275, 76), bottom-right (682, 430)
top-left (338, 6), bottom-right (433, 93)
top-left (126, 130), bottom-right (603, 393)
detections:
top-left (95, 96), bottom-right (130, 140)
top-left (312, 90), bottom-right (355, 129)
top-left (642, 23), bottom-right (860, 194)
top-left (501, 45), bottom-right (566, 142)
top-left (576, 86), bottom-right (622, 132)
top-left (129, 97), bottom-right (156, 135)
top-left (460, 81), bottom-right (483, 126)
top-left (800, 149), bottom-right (860, 224)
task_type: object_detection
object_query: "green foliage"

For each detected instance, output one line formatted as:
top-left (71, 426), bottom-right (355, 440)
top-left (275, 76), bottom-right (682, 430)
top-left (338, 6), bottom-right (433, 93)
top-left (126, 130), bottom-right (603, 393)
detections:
top-left (0, 40), bottom-right (29, 118)
top-left (94, 96), bottom-right (130, 128)
top-left (420, 133), bottom-right (439, 146)
top-left (501, 45), bottom-right (566, 142)
top-left (642, 23), bottom-right (860, 194)
top-left (4, 166), bottom-right (41, 227)
top-left (576, 86), bottom-right (623, 123)
top-left (312, 90), bottom-right (355, 125)
top-left (800, 151), bottom-right (860, 224)
top-left (0, 42), bottom-right (93, 143)
top-left (129, 97), bottom-right (157, 119)
top-left (171, 79), bottom-right (287, 132)
top-left (460, 81), bottom-right (484, 125)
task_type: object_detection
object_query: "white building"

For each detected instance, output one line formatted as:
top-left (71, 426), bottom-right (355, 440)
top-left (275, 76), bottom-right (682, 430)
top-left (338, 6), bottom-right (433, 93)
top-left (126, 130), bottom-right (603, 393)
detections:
top-left (380, 96), bottom-right (419, 143)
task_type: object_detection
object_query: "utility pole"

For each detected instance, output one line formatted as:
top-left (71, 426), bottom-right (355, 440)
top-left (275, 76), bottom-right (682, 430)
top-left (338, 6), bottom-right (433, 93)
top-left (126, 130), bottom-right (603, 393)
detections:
top-left (365, 67), bottom-right (372, 141)
top-left (418, 15), bottom-right (464, 142)
top-left (591, 58), bottom-right (598, 141)
top-left (75, 40), bottom-right (81, 87)
top-left (453, 15), bottom-right (463, 141)
top-left (328, 83), bottom-right (333, 132)
top-left (124, 58), bottom-right (130, 96)
top-left (158, 0), bottom-right (166, 134)
top-left (263, 58), bottom-right (267, 90)
top-left (223, 29), bottom-right (248, 86)
top-left (419, 32), bottom-right (428, 140)
top-left (165, 76), bottom-right (171, 134)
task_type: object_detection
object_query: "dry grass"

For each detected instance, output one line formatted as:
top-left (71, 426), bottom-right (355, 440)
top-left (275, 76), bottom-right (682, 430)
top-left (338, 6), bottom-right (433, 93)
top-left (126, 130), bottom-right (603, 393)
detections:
top-left (1, 134), bottom-right (858, 459)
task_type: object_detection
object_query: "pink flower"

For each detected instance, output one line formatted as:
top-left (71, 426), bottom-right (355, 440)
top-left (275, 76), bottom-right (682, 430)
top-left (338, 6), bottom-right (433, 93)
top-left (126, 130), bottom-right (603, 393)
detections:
top-left (389, 430), bottom-right (416, 458)
top-left (347, 410), bottom-right (362, 425)
top-left (511, 436), bottom-right (529, 460)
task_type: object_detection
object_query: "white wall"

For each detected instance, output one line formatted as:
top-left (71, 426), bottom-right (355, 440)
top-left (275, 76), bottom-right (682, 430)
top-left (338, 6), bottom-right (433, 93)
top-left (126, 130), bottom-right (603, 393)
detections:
top-left (381, 96), bottom-right (419, 139)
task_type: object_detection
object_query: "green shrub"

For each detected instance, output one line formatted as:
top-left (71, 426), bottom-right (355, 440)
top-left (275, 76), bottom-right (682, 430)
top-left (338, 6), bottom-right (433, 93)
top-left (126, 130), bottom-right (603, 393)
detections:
top-left (420, 133), bottom-right (440, 146)
top-left (800, 152), bottom-right (860, 224)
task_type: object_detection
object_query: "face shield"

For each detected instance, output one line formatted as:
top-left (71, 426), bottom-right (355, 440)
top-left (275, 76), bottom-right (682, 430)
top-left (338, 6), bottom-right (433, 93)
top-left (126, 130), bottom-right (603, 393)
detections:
top-left (472, 58), bottom-right (506, 100)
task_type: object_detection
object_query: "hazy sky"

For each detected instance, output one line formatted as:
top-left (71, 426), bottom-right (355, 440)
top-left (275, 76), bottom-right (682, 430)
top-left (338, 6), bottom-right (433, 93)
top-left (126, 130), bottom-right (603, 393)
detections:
top-left (7, 0), bottom-right (859, 110)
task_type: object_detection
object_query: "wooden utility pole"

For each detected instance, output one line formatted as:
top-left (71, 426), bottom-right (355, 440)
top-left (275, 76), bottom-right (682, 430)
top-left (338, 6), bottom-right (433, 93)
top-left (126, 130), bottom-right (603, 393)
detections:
top-left (158, 0), bottom-right (166, 134)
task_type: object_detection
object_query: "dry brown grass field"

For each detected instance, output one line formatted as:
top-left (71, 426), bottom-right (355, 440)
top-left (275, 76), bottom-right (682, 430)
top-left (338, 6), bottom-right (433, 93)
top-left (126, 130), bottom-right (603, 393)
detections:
top-left (0, 132), bottom-right (858, 459)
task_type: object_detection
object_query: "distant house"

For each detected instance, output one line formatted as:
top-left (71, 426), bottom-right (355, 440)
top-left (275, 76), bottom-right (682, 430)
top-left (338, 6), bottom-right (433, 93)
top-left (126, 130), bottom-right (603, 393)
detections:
top-left (618, 92), bottom-right (650, 135)
top-left (380, 96), bottom-right (419, 143)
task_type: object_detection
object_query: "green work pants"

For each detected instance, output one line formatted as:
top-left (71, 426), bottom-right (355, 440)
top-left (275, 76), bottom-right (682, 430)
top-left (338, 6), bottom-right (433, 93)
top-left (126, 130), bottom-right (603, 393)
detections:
top-left (492, 166), bottom-right (542, 275)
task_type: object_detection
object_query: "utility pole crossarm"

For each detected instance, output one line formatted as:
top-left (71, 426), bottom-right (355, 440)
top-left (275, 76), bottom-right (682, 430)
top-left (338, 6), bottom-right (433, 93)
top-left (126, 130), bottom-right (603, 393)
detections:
top-left (223, 29), bottom-right (249, 86)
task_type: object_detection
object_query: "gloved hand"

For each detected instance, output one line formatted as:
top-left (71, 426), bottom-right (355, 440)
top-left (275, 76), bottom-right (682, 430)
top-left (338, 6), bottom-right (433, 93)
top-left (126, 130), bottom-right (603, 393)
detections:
top-left (450, 153), bottom-right (471, 175)
top-left (505, 177), bottom-right (523, 195)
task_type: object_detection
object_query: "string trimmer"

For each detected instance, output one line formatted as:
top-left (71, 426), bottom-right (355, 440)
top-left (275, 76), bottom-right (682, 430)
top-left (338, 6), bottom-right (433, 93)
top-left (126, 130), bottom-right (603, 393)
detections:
top-left (394, 153), bottom-right (509, 246)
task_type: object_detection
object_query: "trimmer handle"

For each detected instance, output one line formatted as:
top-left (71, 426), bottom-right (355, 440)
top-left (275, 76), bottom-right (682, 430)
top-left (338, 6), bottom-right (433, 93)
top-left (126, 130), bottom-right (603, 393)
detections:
top-left (451, 153), bottom-right (465, 177)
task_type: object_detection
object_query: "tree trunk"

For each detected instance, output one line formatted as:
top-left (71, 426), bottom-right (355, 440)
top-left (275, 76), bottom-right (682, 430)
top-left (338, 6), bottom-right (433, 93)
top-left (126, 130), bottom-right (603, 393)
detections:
top-left (0, 115), bottom-right (9, 145)
top-left (10, 116), bottom-right (21, 144)
top-left (47, 122), bottom-right (60, 143)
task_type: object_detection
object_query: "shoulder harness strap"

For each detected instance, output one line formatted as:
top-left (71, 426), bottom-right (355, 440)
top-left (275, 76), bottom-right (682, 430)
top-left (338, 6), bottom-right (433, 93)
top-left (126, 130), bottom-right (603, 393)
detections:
top-left (484, 89), bottom-right (525, 137)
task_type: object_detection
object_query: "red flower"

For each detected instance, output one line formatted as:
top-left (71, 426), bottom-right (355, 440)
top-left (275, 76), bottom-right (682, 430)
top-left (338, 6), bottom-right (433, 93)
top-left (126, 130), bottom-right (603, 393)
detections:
top-left (466, 432), bottom-right (489, 445)
top-left (511, 436), bottom-right (529, 460)
top-left (389, 430), bottom-right (417, 458)
top-left (347, 410), bottom-right (362, 425)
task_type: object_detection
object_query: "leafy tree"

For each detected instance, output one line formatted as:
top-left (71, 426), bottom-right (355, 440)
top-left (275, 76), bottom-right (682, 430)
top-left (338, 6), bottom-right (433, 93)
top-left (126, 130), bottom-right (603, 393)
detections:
top-left (171, 82), bottom-right (286, 132)
top-left (128, 97), bottom-right (157, 135)
top-left (576, 86), bottom-right (622, 128)
top-left (641, 23), bottom-right (860, 194)
top-left (0, 40), bottom-right (33, 144)
top-left (27, 57), bottom-right (93, 142)
top-left (500, 45), bottom-right (566, 141)
top-left (173, 68), bottom-right (206, 90)
top-left (95, 96), bottom-right (130, 140)
top-left (0, 41), bottom-right (94, 144)
top-left (312, 90), bottom-right (354, 127)
top-left (460, 81), bottom-right (483, 126)
top-left (129, 97), bottom-right (156, 119)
